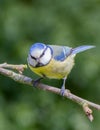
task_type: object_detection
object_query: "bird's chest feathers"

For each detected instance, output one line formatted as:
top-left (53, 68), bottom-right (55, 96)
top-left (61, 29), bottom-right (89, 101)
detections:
top-left (29, 55), bottom-right (75, 79)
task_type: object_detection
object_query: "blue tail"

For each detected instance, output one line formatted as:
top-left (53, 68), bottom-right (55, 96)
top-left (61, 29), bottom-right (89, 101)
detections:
top-left (71, 45), bottom-right (95, 55)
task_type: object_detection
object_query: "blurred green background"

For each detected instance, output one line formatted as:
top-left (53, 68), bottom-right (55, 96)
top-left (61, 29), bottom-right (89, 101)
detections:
top-left (0, 0), bottom-right (100, 130)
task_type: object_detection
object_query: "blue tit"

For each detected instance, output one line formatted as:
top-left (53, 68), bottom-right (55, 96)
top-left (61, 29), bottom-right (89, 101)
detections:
top-left (27, 42), bottom-right (95, 95)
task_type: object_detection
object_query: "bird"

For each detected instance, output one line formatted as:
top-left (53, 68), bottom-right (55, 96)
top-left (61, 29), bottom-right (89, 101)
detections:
top-left (27, 42), bottom-right (95, 95)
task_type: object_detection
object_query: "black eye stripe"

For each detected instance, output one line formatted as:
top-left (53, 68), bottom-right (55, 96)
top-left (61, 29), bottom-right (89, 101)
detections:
top-left (40, 46), bottom-right (48, 58)
top-left (30, 55), bottom-right (36, 60)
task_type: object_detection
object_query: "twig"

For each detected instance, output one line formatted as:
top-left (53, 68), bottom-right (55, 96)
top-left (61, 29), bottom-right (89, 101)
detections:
top-left (0, 62), bottom-right (27, 73)
top-left (83, 103), bottom-right (93, 122)
top-left (0, 63), bottom-right (100, 122)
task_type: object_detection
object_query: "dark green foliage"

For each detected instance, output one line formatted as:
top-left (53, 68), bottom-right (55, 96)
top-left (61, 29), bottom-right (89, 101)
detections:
top-left (0, 0), bottom-right (100, 130)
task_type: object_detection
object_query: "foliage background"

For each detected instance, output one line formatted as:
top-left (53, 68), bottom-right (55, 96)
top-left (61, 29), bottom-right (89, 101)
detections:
top-left (0, 0), bottom-right (100, 130)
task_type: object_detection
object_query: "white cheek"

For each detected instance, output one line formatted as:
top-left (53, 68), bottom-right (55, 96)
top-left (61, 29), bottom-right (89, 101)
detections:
top-left (28, 55), bottom-right (37, 67)
top-left (40, 48), bottom-right (52, 65)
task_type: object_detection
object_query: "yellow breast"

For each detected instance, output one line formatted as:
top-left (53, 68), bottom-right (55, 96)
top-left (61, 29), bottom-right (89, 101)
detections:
top-left (29, 55), bottom-right (75, 79)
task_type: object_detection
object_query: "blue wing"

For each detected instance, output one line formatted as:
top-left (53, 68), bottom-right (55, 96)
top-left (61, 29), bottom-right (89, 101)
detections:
top-left (49, 45), bottom-right (95, 61)
top-left (49, 45), bottom-right (72, 61)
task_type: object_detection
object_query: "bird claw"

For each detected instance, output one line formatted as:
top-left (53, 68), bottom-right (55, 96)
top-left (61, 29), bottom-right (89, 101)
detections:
top-left (32, 77), bottom-right (43, 87)
top-left (60, 87), bottom-right (65, 96)
top-left (60, 88), bottom-right (71, 96)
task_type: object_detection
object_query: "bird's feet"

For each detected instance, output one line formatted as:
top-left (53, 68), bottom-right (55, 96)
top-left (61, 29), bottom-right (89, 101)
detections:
top-left (60, 85), bottom-right (71, 96)
top-left (60, 77), bottom-right (67, 96)
top-left (32, 77), bottom-right (43, 87)
top-left (60, 85), bottom-right (65, 96)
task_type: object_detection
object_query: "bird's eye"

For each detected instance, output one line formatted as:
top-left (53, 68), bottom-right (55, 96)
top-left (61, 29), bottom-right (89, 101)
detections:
top-left (30, 55), bottom-right (36, 60)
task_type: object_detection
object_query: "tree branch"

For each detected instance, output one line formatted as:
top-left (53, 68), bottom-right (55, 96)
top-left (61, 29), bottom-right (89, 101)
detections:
top-left (0, 63), bottom-right (100, 122)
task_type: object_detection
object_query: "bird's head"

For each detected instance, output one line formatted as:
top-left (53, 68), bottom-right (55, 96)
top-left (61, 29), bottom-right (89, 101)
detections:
top-left (27, 43), bottom-right (53, 67)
